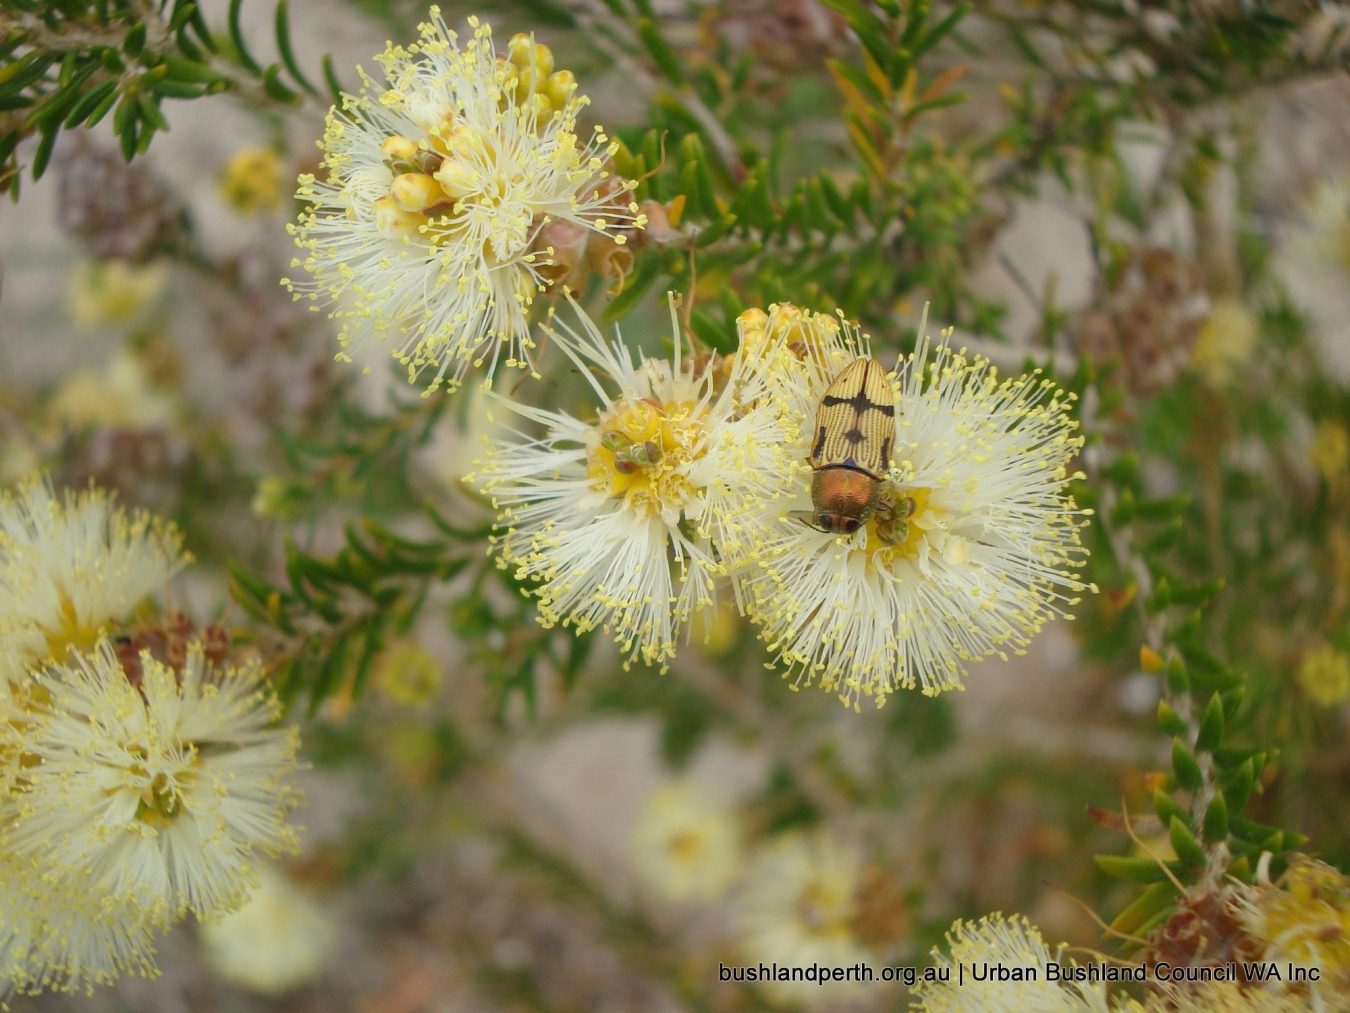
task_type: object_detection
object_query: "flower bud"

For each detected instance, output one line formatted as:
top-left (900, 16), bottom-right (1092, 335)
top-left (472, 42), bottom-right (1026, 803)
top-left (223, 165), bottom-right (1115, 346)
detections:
top-left (389, 172), bottom-right (444, 213)
top-left (544, 69), bottom-right (577, 109)
top-left (441, 123), bottom-right (490, 163)
top-left (508, 34), bottom-right (554, 77)
top-left (434, 159), bottom-right (476, 200)
top-left (380, 135), bottom-right (419, 165)
top-left (373, 196), bottom-right (425, 238)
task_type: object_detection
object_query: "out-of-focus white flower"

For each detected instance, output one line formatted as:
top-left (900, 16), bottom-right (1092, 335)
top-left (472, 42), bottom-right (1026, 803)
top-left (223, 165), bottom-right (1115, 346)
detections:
top-left (200, 864), bottom-right (335, 995)
top-left (0, 476), bottom-right (186, 685)
top-left (6, 642), bottom-right (300, 925)
top-left (728, 306), bottom-right (1093, 707)
top-left (424, 380), bottom-right (516, 489)
top-left (736, 831), bottom-right (877, 1006)
top-left (48, 350), bottom-right (178, 431)
top-left (283, 10), bottom-right (644, 390)
top-left (218, 145), bottom-right (285, 215)
top-left (1190, 297), bottom-right (1258, 387)
top-left (470, 300), bottom-right (796, 670)
top-left (372, 639), bottom-right (444, 708)
top-left (631, 779), bottom-right (742, 904)
top-left (1275, 176), bottom-right (1350, 380)
top-left (66, 259), bottom-right (167, 330)
top-left (912, 913), bottom-right (1109, 1012)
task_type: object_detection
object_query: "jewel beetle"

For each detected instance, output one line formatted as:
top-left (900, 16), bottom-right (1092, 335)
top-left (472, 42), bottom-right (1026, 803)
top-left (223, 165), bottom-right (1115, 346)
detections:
top-left (798, 357), bottom-right (896, 535)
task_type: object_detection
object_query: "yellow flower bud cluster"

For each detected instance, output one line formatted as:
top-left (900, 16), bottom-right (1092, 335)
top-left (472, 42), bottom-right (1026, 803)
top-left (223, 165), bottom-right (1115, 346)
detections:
top-left (286, 12), bottom-right (647, 391)
top-left (374, 124), bottom-right (495, 243)
top-left (500, 34), bottom-right (577, 122)
top-left (374, 133), bottom-right (452, 239)
top-left (369, 35), bottom-right (577, 245)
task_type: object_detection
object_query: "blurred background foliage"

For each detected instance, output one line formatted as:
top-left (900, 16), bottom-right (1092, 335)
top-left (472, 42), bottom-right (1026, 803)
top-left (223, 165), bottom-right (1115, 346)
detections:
top-left (1, 0), bottom-right (1348, 1008)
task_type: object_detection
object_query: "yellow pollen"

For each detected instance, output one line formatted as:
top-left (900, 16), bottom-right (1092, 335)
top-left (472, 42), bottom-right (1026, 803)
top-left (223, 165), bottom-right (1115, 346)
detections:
top-left (795, 881), bottom-right (850, 939)
top-left (42, 593), bottom-right (103, 660)
top-left (667, 828), bottom-right (705, 864)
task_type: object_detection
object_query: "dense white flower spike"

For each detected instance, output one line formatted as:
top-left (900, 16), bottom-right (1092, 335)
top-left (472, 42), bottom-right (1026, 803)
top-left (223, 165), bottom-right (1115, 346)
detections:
top-left (5, 641), bottom-right (300, 927)
top-left (470, 299), bottom-right (797, 670)
top-left (0, 477), bottom-right (186, 687)
top-left (284, 9), bottom-right (644, 391)
top-left (729, 305), bottom-right (1093, 708)
top-left (912, 913), bottom-right (1110, 1012)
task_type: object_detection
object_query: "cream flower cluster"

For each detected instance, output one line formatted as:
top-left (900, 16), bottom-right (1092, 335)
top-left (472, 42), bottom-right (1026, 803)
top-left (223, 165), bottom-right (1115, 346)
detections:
top-left (736, 831), bottom-right (882, 1005)
top-left (917, 901), bottom-right (1347, 1012)
top-left (729, 305), bottom-right (1094, 707)
top-left (470, 299), bottom-right (797, 671)
top-left (285, 10), bottom-right (644, 391)
top-left (913, 913), bottom-right (1110, 1012)
top-left (631, 779), bottom-right (743, 905)
top-left (283, 11), bottom-right (1090, 705)
top-left (626, 781), bottom-right (910, 1009)
top-left (0, 477), bottom-right (301, 997)
top-left (473, 300), bottom-right (1092, 706)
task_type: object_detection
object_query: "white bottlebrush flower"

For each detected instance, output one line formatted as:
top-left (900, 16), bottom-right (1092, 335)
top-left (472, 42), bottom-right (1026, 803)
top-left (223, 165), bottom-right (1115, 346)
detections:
top-left (200, 865), bottom-right (336, 996)
top-left (469, 300), bottom-right (797, 669)
top-left (283, 10), bottom-right (644, 390)
top-left (0, 861), bottom-right (159, 997)
top-left (728, 306), bottom-right (1092, 707)
top-left (631, 779), bottom-right (743, 904)
top-left (912, 913), bottom-right (1109, 1012)
top-left (736, 831), bottom-right (876, 1005)
top-left (1237, 858), bottom-right (1350, 999)
top-left (66, 258), bottom-right (167, 330)
top-left (48, 349), bottom-right (180, 431)
top-left (0, 475), bottom-right (186, 686)
top-left (1135, 982), bottom-right (1305, 1013)
top-left (5, 641), bottom-right (301, 926)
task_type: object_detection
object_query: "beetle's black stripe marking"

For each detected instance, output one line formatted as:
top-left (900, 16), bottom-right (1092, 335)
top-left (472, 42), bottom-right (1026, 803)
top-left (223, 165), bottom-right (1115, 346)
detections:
top-left (820, 390), bottom-right (896, 416)
top-left (812, 425), bottom-right (828, 460)
top-left (843, 427), bottom-right (865, 444)
top-left (880, 436), bottom-right (892, 464)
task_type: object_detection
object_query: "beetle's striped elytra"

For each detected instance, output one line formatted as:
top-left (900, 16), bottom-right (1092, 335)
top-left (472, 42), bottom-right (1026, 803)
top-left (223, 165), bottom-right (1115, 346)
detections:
top-left (799, 357), bottom-right (897, 536)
